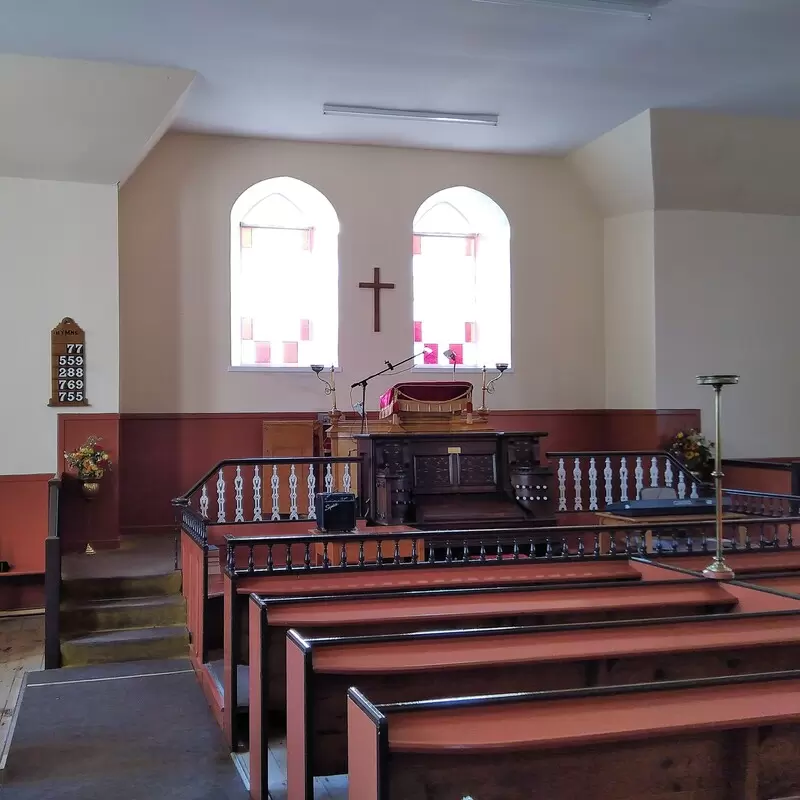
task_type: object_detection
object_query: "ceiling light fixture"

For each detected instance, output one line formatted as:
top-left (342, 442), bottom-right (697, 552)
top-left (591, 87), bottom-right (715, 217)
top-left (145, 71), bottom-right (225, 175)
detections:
top-left (471, 0), bottom-right (669, 17)
top-left (322, 104), bottom-right (499, 126)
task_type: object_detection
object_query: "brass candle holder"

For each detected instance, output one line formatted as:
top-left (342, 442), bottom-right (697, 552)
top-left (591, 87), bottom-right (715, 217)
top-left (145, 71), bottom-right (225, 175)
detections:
top-left (696, 374), bottom-right (739, 580)
top-left (478, 363), bottom-right (508, 413)
top-left (311, 365), bottom-right (338, 414)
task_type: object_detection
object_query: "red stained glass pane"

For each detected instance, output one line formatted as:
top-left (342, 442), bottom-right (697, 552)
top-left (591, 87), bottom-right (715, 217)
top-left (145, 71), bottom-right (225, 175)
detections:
top-left (412, 235), bottom-right (422, 255)
top-left (283, 341), bottom-right (299, 364)
top-left (300, 319), bottom-right (312, 341)
top-left (414, 321), bottom-right (422, 343)
top-left (465, 322), bottom-right (477, 343)
top-left (423, 343), bottom-right (438, 364)
top-left (448, 343), bottom-right (464, 364)
top-left (241, 317), bottom-right (253, 340)
top-left (255, 342), bottom-right (271, 364)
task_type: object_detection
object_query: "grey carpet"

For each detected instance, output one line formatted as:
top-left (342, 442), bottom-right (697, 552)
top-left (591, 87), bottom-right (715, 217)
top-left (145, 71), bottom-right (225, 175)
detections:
top-left (1, 659), bottom-right (249, 800)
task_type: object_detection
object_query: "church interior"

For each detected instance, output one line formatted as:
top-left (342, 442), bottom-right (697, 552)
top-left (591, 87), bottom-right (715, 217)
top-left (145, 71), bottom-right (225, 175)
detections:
top-left (4, 0), bottom-right (800, 798)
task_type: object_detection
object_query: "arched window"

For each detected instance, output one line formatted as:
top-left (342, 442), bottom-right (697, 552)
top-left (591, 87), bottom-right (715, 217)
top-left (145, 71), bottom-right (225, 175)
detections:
top-left (231, 177), bottom-right (339, 368)
top-left (412, 187), bottom-right (511, 368)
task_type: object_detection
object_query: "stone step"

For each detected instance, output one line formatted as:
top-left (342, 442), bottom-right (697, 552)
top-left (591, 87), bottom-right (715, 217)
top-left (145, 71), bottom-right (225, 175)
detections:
top-left (61, 571), bottom-right (182, 601)
top-left (60, 625), bottom-right (189, 667)
top-left (61, 594), bottom-right (186, 635)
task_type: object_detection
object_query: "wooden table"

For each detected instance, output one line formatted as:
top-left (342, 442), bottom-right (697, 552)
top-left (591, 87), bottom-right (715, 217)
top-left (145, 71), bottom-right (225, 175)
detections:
top-left (595, 512), bottom-right (751, 554)
top-left (310, 524), bottom-right (424, 566)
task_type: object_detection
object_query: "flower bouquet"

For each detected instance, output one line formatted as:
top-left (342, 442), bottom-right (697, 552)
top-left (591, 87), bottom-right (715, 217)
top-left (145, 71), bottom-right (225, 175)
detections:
top-left (65, 436), bottom-right (112, 497)
top-left (666, 428), bottom-right (714, 482)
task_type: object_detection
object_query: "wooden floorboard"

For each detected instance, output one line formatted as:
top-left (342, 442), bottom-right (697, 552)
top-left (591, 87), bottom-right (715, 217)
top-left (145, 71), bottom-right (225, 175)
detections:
top-left (0, 614), bottom-right (44, 771)
top-left (237, 736), bottom-right (348, 799)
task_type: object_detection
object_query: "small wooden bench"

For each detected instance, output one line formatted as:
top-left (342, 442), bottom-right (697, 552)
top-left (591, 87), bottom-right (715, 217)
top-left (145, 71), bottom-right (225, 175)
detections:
top-left (348, 669), bottom-right (800, 799)
top-left (274, 598), bottom-right (800, 800)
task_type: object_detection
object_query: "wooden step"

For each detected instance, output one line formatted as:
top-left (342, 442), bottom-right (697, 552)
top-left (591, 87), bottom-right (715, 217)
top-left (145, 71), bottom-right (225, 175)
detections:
top-left (60, 625), bottom-right (189, 667)
top-left (61, 571), bottom-right (182, 601)
top-left (60, 594), bottom-right (186, 635)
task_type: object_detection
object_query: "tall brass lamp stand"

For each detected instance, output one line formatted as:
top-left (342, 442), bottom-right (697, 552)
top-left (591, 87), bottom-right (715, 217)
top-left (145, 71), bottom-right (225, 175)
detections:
top-left (696, 374), bottom-right (739, 580)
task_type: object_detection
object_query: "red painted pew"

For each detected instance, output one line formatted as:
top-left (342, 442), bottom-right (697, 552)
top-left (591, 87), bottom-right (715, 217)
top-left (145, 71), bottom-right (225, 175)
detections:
top-left (348, 669), bottom-right (800, 799)
top-left (273, 585), bottom-right (800, 800)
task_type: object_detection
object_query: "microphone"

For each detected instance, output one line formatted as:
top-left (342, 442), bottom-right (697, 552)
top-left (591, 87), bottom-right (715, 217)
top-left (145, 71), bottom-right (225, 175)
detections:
top-left (443, 349), bottom-right (457, 380)
top-left (422, 347), bottom-right (433, 355)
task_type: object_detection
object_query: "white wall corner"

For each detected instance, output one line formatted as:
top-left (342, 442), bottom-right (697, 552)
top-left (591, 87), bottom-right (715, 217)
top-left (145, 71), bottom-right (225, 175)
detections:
top-left (567, 109), bottom-right (655, 218)
top-left (0, 54), bottom-right (196, 185)
top-left (650, 108), bottom-right (800, 216)
top-left (603, 212), bottom-right (656, 409)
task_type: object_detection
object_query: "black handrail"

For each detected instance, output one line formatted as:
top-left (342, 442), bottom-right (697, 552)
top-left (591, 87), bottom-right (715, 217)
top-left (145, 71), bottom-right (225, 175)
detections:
top-left (171, 455), bottom-right (363, 506)
top-left (44, 475), bottom-right (62, 670)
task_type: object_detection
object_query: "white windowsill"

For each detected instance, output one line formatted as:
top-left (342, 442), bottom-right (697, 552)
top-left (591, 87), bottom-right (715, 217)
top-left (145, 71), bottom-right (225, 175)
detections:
top-left (229, 365), bottom-right (343, 374)
top-left (411, 366), bottom-right (515, 375)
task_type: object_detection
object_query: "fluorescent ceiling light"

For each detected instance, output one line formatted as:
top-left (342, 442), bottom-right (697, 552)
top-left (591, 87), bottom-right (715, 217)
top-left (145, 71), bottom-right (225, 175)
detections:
top-left (322, 104), bottom-right (498, 126)
top-left (471, 0), bottom-right (669, 16)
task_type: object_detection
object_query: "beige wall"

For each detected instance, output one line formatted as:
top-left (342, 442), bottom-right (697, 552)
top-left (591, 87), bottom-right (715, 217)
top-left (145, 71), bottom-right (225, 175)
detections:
top-left (655, 210), bottom-right (800, 458)
top-left (119, 133), bottom-right (604, 414)
top-left (604, 212), bottom-right (656, 408)
top-left (0, 177), bottom-right (119, 474)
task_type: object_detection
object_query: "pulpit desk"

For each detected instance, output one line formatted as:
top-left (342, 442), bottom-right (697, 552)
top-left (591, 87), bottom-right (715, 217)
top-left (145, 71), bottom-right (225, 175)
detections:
top-left (355, 431), bottom-right (555, 530)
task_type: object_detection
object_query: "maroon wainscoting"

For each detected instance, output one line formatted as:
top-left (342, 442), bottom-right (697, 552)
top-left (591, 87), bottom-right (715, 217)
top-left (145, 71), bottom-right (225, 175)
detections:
top-left (723, 461), bottom-right (794, 495)
top-left (0, 473), bottom-right (51, 611)
top-left (57, 413), bottom-right (121, 552)
top-left (115, 409), bottom-right (700, 537)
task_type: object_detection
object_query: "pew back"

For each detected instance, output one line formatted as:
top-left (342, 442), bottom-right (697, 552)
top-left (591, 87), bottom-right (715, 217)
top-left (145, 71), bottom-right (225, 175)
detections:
top-left (277, 603), bottom-right (800, 800)
top-left (348, 671), bottom-right (800, 800)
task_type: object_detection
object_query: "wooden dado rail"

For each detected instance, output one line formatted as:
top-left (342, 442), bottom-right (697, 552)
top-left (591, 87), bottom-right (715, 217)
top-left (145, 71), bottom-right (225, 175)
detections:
top-left (347, 669), bottom-right (800, 799)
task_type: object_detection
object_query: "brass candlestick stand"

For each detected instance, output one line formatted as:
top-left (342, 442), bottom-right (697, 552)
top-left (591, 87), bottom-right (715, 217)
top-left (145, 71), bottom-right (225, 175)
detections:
top-left (478, 363), bottom-right (508, 413)
top-left (696, 374), bottom-right (739, 580)
top-left (311, 365), bottom-right (338, 414)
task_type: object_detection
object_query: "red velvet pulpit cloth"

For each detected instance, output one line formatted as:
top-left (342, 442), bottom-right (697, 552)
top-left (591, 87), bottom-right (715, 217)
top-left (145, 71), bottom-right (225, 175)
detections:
top-left (379, 382), bottom-right (474, 418)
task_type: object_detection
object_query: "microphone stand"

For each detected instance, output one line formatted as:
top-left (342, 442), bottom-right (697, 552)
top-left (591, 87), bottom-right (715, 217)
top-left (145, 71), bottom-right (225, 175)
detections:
top-left (351, 351), bottom-right (425, 435)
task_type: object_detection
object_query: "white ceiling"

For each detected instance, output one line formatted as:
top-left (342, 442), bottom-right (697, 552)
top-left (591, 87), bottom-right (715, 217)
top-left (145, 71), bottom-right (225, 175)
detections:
top-left (1, 0), bottom-right (799, 155)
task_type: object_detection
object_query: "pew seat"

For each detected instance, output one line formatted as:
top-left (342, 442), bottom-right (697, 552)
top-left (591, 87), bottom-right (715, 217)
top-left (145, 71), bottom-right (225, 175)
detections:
top-left (348, 670), bottom-right (800, 800)
top-left (252, 577), bottom-right (739, 711)
top-left (275, 606), bottom-right (800, 800)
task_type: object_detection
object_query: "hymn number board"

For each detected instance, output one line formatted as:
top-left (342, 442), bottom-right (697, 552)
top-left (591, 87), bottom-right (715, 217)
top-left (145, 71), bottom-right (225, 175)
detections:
top-left (49, 317), bottom-right (89, 407)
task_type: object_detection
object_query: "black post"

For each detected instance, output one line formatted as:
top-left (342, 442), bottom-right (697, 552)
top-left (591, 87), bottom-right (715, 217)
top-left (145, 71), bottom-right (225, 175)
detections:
top-left (44, 477), bottom-right (62, 670)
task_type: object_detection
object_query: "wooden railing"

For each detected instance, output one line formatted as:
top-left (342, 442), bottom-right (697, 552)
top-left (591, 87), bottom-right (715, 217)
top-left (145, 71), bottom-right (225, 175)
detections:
top-left (44, 476), bottom-right (62, 670)
top-left (173, 456), bottom-right (362, 527)
top-left (222, 515), bottom-right (800, 577)
top-left (548, 451), bottom-right (706, 513)
top-left (172, 455), bottom-right (363, 664)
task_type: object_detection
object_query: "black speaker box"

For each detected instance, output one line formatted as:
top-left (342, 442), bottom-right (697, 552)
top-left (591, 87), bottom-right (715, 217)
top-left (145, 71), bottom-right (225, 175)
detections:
top-left (314, 492), bottom-right (357, 532)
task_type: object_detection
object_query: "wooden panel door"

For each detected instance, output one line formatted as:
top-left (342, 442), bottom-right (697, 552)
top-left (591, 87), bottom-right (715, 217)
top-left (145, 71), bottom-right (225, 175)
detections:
top-left (262, 420), bottom-right (322, 515)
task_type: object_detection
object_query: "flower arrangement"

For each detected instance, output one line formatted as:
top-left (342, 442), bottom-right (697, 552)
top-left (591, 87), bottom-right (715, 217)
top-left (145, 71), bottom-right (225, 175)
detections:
top-left (65, 436), bottom-right (112, 481)
top-left (666, 428), bottom-right (714, 481)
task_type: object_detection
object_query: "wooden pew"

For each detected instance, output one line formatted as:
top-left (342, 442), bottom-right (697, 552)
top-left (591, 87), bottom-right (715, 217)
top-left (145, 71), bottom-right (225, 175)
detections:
top-left (347, 669), bottom-right (800, 800)
top-left (275, 587), bottom-right (800, 800)
top-left (242, 576), bottom-right (747, 792)
top-left (735, 571), bottom-right (800, 595)
top-left (217, 557), bottom-right (648, 746)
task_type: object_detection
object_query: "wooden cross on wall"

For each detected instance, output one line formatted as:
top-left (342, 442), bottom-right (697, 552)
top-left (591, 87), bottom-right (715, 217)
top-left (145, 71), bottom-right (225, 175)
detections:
top-left (359, 267), bottom-right (395, 332)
